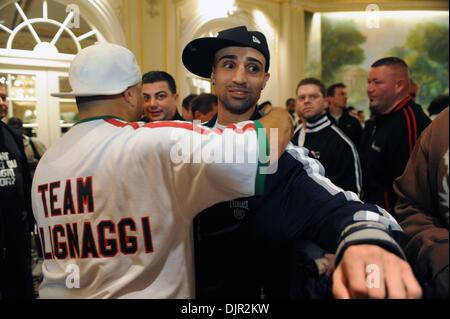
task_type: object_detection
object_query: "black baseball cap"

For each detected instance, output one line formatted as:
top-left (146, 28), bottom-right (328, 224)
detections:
top-left (182, 26), bottom-right (270, 79)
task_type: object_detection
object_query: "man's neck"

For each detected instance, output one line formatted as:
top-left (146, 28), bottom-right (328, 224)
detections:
top-left (381, 94), bottom-right (411, 115)
top-left (168, 107), bottom-right (177, 120)
top-left (306, 111), bottom-right (326, 124)
top-left (329, 105), bottom-right (343, 118)
top-left (78, 101), bottom-right (135, 122)
top-left (216, 104), bottom-right (257, 126)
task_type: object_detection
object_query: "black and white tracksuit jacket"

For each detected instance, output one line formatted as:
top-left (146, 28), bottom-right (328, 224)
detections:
top-left (292, 114), bottom-right (362, 196)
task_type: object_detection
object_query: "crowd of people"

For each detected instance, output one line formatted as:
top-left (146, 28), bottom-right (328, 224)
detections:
top-left (0, 25), bottom-right (448, 299)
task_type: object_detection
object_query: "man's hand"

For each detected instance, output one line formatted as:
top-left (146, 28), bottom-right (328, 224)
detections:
top-left (332, 245), bottom-right (422, 299)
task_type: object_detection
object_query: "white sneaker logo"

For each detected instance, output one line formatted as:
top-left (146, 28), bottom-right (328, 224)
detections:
top-left (252, 36), bottom-right (261, 44)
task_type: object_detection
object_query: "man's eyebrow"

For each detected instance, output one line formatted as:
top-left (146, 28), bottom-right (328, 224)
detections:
top-left (216, 54), bottom-right (238, 63)
top-left (216, 55), bottom-right (264, 67)
top-left (143, 91), bottom-right (167, 96)
top-left (246, 57), bottom-right (263, 66)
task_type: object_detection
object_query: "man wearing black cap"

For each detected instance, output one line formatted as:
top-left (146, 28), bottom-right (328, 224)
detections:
top-left (183, 26), bottom-right (422, 299)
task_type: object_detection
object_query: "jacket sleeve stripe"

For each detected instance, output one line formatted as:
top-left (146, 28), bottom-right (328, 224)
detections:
top-left (406, 105), bottom-right (418, 143)
top-left (331, 125), bottom-right (363, 196)
top-left (402, 108), bottom-right (414, 154)
top-left (285, 143), bottom-right (361, 202)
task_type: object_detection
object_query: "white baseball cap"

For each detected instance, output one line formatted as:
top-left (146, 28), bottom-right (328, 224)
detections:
top-left (52, 43), bottom-right (142, 98)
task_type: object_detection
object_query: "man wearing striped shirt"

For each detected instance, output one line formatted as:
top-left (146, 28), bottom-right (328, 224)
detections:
top-left (292, 77), bottom-right (362, 196)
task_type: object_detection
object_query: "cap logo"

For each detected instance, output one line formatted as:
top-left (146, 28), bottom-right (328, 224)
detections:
top-left (252, 36), bottom-right (261, 44)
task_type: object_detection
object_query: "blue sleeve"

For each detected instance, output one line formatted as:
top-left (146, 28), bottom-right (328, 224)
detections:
top-left (264, 143), bottom-right (405, 263)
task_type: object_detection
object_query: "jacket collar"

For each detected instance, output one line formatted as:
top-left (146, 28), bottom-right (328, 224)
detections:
top-left (376, 97), bottom-right (416, 123)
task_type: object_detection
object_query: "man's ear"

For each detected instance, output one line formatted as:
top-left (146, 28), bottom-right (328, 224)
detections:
top-left (396, 79), bottom-right (408, 95)
top-left (122, 87), bottom-right (132, 104)
top-left (123, 86), bottom-right (138, 106)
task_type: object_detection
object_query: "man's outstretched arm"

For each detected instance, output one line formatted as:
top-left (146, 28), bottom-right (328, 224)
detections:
top-left (272, 144), bottom-right (422, 299)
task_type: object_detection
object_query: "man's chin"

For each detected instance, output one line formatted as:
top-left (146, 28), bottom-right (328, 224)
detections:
top-left (223, 100), bottom-right (255, 115)
top-left (148, 115), bottom-right (164, 122)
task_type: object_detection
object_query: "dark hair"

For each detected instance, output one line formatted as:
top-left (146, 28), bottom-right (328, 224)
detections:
top-left (371, 57), bottom-right (408, 69)
top-left (142, 71), bottom-right (177, 94)
top-left (285, 98), bottom-right (295, 106)
top-left (7, 116), bottom-right (23, 127)
top-left (182, 94), bottom-right (198, 110)
top-left (428, 94), bottom-right (449, 117)
top-left (327, 83), bottom-right (346, 97)
top-left (258, 101), bottom-right (272, 111)
top-left (191, 93), bottom-right (217, 116)
top-left (347, 106), bottom-right (356, 112)
top-left (296, 78), bottom-right (326, 97)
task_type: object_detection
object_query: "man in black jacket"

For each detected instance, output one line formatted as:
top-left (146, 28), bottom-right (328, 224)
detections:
top-left (292, 78), bottom-right (362, 196)
top-left (361, 57), bottom-right (431, 214)
top-left (183, 26), bottom-right (422, 299)
top-left (0, 83), bottom-right (34, 298)
top-left (327, 83), bottom-right (362, 147)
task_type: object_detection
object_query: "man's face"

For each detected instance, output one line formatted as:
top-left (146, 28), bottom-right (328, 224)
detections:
top-left (367, 66), bottom-right (400, 115)
top-left (0, 85), bottom-right (8, 120)
top-left (194, 110), bottom-right (216, 123)
top-left (329, 87), bottom-right (347, 109)
top-left (142, 81), bottom-right (178, 121)
top-left (286, 100), bottom-right (296, 114)
top-left (296, 84), bottom-right (327, 121)
top-left (211, 46), bottom-right (270, 115)
top-left (182, 107), bottom-right (193, 121)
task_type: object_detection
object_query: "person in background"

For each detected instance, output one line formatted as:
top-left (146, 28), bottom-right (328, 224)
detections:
top-left (428, 94), bottom-right (449, 120)
top-left (357, 110), bottom-right (366, 127)
top-left (326, 83), bottom-right (362, 147)
top-left (7, 117), bottom-right (46, 177)
top-left (141, 71), bottom-right (184, 122)
top-left (0, 83), bottom-right (35, 299)
top-left (293, 78), bottom-right (362, 195)
top-left (361, 57), bottom-right (430, 214)
top-left (394, 107), bottom-right (449, 298)
top-left (286, 97), bottom-right (300, 128)
top-left (181, 93), bottom-right (198, 121)
top-left (258, 100), bottom-right (272, 114)
top-left (190, 93), bottom-right (218, 122)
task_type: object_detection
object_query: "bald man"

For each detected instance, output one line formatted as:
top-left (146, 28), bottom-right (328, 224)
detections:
top-left (360, 57), bottom-right (430, 214)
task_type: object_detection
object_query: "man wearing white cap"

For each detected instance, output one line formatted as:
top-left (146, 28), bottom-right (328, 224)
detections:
top-left (31, 43), bottom-right (293, 298)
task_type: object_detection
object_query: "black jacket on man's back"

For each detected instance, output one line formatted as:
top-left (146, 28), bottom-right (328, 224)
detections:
top-left (360, 97), bottom-right (431, 214)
